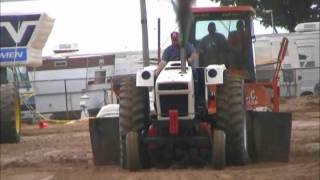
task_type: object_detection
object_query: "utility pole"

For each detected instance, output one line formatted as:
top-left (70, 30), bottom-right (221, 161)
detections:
top-left (64, 79), bottom-right (69, 120)
top-left (140, 0), bottom-right (150, 66)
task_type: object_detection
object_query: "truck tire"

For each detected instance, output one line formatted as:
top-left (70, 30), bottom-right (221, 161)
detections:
top-left (126, 131), bottom-right (141, 171)
top-left (89, 117), bottom-right (120, 166)
top-left (216, 75), bottom-right (249, 165)
top-left (211, 128), bottom-right (226, 169)
top-left (119, 76), bottom-right (149, 169)
top-left (0, 84), bottom-right (21, 143)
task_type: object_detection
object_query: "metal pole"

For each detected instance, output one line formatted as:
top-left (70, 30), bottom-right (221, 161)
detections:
top-left (180, 48), bottom-right (186, 73)
top-left (140, 0), bottom-right (150, 66)
top-left (85, 57), bottom-right (88, 90)
top-left (64, 79), bottom-right (69, 119)
top-left (270, 10), bottom-right (275, 33)
top-left (264, 10), bottom-right (275, 34)
top-left (157, 18), bottom-right (161, 63)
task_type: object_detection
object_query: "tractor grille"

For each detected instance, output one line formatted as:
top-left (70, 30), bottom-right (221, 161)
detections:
top-left (158, 83), bottom-right (188, 91)
top-left (159, 94), bottom-right (188, 117)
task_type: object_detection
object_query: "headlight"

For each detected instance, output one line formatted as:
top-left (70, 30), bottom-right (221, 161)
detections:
top-left (208, 69), bottom-right (217, 78)
top-left (142, 71), bottom-right (151, 80)
top-left (205, 64), bottom-right (226, 85)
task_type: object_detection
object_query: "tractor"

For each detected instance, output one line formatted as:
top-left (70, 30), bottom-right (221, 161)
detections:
top-left (89, 5), bottom-right (292, 170)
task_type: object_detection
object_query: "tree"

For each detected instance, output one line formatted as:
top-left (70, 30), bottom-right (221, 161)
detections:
top-left (211, 0), bottom-right (320, 32)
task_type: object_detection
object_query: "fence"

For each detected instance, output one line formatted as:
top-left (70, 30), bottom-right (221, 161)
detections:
top-left (21, 77), bottom-right (115, 120)
top-left (256, 66), bottom-right (320, 97)
top-left (20, 67), bottom-right (319, 119)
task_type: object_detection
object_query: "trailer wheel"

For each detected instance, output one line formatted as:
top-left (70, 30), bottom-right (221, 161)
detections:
top-left (216, 75), bottom-right (249, 165)
top-left (0, 84), bottom-right (21, 143)
top-left (119, 76), bottom-right (149, 169)
top-left (211, 128), bottom-right (226, 169)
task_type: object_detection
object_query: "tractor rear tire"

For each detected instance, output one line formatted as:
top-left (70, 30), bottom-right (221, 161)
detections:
top-left (0, 84), bottom-right (21, 143)
top-left (216, 74), bottom-right (249, 165)
top-left (119, 76), bottom-right (149, 169)
top-left (0, 83), bottom-right (21, 143)
top-left (126, 131), bottom-right (141, 171)
top-left (211, 128), bottom-right (226, 169)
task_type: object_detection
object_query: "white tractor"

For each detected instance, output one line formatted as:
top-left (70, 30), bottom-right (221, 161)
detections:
top-left (89, 4), bottom-right (292, 171)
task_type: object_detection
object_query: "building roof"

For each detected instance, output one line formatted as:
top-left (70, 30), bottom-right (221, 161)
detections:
top-left (29, 54), bottom-right (115, 71)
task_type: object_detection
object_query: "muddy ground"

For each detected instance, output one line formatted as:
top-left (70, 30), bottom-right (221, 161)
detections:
top-left (1, 96), bottom-right (319, 180)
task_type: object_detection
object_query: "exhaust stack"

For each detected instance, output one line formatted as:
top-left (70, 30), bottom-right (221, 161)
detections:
top-left (175, 0), bottom-right (194, 73)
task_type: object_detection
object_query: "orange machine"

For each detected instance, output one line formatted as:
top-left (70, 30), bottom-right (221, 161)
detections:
top-left (208, 37), bottom-right (289, 113)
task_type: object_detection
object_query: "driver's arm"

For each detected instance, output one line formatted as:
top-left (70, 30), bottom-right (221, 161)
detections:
top-left (155, 60), bottom-right (167, 76)
top-left (186, 43), bottom-right (198, 65)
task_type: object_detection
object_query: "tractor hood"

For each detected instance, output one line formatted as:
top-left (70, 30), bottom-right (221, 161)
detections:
top-left (0, 12), bottom-right (54, 67)
top-left (156, 61), bottom-right (193, 84)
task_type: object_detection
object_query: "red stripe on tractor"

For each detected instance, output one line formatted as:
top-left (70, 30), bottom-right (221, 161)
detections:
top-left (147, 124), bottom-right (157, 150)
top-left (169, 109), bottom-right (179, 135)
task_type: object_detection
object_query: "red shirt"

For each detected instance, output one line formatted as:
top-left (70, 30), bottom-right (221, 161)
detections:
top-left (228, 30), bottom-right (246, 54)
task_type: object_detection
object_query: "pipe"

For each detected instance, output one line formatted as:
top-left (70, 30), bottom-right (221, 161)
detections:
top-left (157, 18), bottom-right (161, 63)
top-left (140, 0), bottom-right (150, 67)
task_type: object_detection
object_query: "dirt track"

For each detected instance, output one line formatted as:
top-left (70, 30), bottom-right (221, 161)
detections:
top-left (1, 96), bottom-right (319, 180)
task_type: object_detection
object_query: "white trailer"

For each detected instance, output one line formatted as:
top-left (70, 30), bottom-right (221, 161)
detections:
top-left (255, 22), bottom-right (320, 96)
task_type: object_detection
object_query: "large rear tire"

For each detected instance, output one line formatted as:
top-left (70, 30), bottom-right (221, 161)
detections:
top-left (216, 74), bottom-right (249, 165)
top-left (119, 76), bottom-right (149, 169)
top-left (211, 128), bottom-right (226, 169)
top-left (0, 84), bottom-right (21, 143)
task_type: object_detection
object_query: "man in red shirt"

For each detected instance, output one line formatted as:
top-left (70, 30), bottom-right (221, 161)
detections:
top-left (227, 20), bottom-right (248, 71)
top-left (228, 20), bottom-right (246, 55)
top-left (155, 31), bottom-right (197, 75)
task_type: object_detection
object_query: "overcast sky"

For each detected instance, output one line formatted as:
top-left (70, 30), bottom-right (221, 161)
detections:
top-left (1, 0), bottom-right (287, 56)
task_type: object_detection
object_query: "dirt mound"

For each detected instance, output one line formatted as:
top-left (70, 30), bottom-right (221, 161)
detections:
top-left (280, 95), bottom-right (320, 112)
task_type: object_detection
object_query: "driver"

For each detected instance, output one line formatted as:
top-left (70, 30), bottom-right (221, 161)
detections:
top-left (155, 31), bottom-right (197, 75)
top-left (198, 22), bottom-right (230, 67)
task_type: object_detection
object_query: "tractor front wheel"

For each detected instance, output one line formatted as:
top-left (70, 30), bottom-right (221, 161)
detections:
top-left (211, 128), bottom-right (226, 169)
top-left (126, 131), bottom-right (141, 171)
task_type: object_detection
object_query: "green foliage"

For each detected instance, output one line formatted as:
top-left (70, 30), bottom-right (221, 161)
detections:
top-left (210, 0), bottom-right (320, 32)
